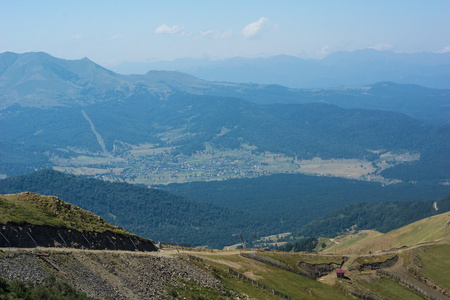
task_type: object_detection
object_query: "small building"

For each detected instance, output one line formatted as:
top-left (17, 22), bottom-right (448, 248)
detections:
top-left (335, 269), bottom-right (346, 279)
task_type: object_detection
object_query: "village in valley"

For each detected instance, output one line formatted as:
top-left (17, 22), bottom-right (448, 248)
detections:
top-left (51, 142), bottom-right (418, 185)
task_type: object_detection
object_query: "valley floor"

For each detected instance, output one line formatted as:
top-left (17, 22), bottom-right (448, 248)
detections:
top-left (51, 144), bottom-right (416, 185)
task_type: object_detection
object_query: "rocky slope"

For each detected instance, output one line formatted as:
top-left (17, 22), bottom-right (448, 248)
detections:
top-left (0, 222), bottom-right (157, 251)
top-left (0, 249), bottom-right (224, 299)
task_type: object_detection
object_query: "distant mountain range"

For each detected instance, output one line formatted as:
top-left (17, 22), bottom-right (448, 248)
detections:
top-left (0, 51), bottom-right (449, 183)
top-left (111, 49), bottom-right (450, 89)
top-left (1, 51), bottom-right (449, 124)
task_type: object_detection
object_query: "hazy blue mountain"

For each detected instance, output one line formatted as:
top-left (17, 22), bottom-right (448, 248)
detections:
top-left (1, 52), bottom-right (449, 124)
top-left (0, 51), bottom-right (132, 107)
top-left (111, 49), bottom-right (450, 89)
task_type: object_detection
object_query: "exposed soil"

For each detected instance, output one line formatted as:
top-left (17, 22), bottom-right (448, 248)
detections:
top-left (297, 257), bottom-right (348, 278)
top-left (350, 255), bottom-right (398, 271)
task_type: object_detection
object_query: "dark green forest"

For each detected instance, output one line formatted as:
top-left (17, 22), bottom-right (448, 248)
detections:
top-left (158, 173), bottom-right (450, 232)
top-left (278, 237), bottom-right (320, 252)
top-left (277, 195), bottom-right (450, 252)
top-left (1, 170), bottom-right (449, 248)
top-left (0, 170), bottom-right (258, 248)
top-left (293, 195), bottom-right (450, 239)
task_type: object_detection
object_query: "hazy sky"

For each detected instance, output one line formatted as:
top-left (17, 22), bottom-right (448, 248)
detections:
top-left (1, 0), bottom-right (449, 67)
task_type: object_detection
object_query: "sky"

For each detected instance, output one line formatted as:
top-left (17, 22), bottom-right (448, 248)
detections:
top-left (1, 0), bottom-right (449, 68)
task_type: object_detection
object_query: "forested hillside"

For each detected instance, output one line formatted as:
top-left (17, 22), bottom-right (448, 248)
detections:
top-left (158, 173), bottom-right (450, 228)
top-left (1, 171), bottom-right (449, 248)
top-left (0, 170), bottom-right (258, 248)
top-left (293, 195), bottom-right (450, 239)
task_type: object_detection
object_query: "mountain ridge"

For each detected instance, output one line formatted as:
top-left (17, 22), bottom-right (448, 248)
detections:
top-left (111, 49), bottom-right (450, 89)
top-left (1, 51), bottom-right (449, 125)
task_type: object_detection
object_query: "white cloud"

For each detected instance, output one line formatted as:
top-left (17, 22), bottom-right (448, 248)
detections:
top-left (70, 34), bottom-right (83, 39)
top-left (199, 29), bottom-right (232, 39)
top-left (200, 29), bottom-right (214, 37)
top-left (368, 43), bottom-right (393, 51)
top-left (106, 34), bottom-right (124, 41)
top-left (436, 45), bottom-right (450, 53)
top-left (154, 24), bottom-right (184, 35)
top-left (242, 17), bottom-right (271, 39)
top-left (320, 45), bottom-right (330, 55)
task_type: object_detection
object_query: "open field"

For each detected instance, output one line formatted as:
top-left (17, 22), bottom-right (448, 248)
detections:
top-left (298, 157), bottom-right (376, 178)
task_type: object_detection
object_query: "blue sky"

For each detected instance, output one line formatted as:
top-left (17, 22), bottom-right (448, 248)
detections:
top-left (1, 0), bottom-right (449, 67)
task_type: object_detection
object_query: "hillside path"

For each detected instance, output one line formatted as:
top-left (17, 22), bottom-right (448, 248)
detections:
top-left (81, 110), bottom-right (110, 156)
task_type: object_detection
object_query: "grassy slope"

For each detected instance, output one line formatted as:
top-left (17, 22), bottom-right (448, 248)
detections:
top-left (178, 210), bottom-right (450, 299)
top-left (0, 192), bottom-right (130, 235)
top-left (322, 211), bottom-right (450, 255)
top-left (184, 248), bottom-right (431, 299)
top-left (195, 251), bottom-right (349, 299)
top-left (346, 276), bottom-right (427, 300)
top-left (412, 244), bottom-right (450, 290)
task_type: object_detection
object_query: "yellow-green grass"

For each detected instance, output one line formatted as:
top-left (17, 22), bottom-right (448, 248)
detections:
top-left (208, 266), bottom-right (286, 300)
top-left (258, 251), bottom-right (344, 271)
top-left (352, 276), bottom-right (426, 300)
top-left (187, 253), bottom-right (291, 300)
top-left (412, 244), bottom-right (450, 290)
top-left (315, 237), bottom-right (334, 251)
top-left (166, 278), bottom-right (235, 300)
top-left (323, 212), bottom-right (450, 254)
top-left (195, 251), bottom-right (348, 299)
top-left (322, 230), bottom-right (383, 255)
top-left (353, 253), bottom-right (397, 266)
top-left (0, 192), bottom-right (130, 235)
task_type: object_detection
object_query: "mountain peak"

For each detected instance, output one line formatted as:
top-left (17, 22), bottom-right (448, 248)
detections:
top-left (0, 52), bottom-right (128, 107)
